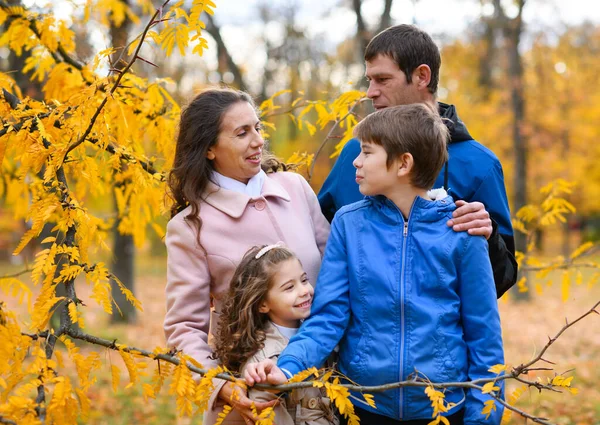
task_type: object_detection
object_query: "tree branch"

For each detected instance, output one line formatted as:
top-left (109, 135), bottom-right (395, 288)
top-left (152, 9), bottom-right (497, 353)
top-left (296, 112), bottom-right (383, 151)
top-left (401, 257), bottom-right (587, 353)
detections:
top-left (63, 0), bottom-right (171, 159)
top-left (0, 268), bottom-right (32, 279)
top-left (0, 416), bottom-right (17, 425)
top-left (0, 0), bottom-right (84, 71)
top-left (307, 97), bottom-right (367, 182)
top-left (514, 300), bottom-right (599, 374)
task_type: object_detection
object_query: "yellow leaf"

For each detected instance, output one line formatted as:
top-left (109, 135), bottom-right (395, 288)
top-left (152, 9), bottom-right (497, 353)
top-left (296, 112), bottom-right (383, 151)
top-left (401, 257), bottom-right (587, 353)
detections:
top-left (111, 365), bottom-right (120, 392)
top-left (570, 241), bottom-right (594, 260)
top-left (481, 399), bottom-right (496, 420)
top-left (488, 364), bottom-right (509, 374)
top-left (517, 276), bottom-right (528, 293)
top-left (482, 382), bottom-right (500, 394)
top-left (561, 271), bottom-right (570, 302)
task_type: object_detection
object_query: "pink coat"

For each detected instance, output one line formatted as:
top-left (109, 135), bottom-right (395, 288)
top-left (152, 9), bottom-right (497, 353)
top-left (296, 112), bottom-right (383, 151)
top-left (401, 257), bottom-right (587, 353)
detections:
top-left (164, 171), bottom-right (330, 424)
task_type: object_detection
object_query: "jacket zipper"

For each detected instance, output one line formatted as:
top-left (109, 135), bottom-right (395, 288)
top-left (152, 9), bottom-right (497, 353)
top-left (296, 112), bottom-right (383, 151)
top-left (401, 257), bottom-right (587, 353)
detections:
top-left (399, 219), bottom-right (408, 419)
top-left (397, 198), bottom-right (416, 420)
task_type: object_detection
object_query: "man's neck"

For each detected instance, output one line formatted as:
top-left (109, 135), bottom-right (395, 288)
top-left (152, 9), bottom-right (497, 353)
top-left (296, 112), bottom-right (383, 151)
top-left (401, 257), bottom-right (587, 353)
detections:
top-left (385, 184), bottom-right (429, 219)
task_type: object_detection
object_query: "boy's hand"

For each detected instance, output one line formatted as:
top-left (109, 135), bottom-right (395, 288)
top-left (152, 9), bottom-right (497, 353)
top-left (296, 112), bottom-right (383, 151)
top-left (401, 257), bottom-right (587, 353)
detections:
top-left (244, 359), bottom-right (288, 386)
top-left (447, 200), bottom-right (493, 240)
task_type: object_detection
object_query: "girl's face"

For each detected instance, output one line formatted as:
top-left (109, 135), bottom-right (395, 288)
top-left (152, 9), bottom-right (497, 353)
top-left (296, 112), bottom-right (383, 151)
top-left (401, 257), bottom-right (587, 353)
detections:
top-left (206, 101), bottom-right (265, 184)
top-left (259, 258), bottom-right (314, 328)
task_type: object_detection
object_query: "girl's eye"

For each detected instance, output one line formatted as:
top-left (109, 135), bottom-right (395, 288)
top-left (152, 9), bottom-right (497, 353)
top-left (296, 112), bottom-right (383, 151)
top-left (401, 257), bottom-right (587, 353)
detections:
top-left (237, 130), bottom-right (247, 137)
top-left (284, 285), bottom-right (294, 291)
top-left (302, 277), bottom-right (309, 284)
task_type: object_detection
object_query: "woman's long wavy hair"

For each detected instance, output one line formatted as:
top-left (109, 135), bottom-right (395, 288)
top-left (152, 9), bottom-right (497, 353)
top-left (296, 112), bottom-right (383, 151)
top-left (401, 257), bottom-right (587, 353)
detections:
top-left (213, 245), bottom-right (297, 372)
top-left (166, 88), bottom-right (291, 245)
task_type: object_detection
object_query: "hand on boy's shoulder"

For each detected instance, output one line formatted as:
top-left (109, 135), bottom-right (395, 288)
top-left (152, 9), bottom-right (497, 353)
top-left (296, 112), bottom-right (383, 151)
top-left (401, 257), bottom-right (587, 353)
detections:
top-left (446, 200), bottom-right (493, 240)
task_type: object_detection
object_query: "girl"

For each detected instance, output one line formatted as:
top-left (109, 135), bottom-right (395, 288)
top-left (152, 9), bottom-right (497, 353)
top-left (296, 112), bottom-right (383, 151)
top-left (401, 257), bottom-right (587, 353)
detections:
top-left (213, 243), bottom-right (339, 425)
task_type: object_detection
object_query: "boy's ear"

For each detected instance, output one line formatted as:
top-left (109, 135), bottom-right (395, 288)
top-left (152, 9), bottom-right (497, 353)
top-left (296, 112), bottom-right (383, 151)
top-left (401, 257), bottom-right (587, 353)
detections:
top-left (396, 153), bottom-right (414, 178)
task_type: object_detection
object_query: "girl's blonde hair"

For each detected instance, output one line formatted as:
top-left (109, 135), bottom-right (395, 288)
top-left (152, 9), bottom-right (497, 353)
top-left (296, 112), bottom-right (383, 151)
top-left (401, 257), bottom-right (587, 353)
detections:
top-left (213, 245), bottom-right (297, 372)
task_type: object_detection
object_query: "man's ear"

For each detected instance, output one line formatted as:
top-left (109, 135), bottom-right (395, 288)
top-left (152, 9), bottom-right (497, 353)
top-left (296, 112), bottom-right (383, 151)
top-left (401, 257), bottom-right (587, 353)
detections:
top-left (412, 64), bottom-right (432, 91)
top-left (396, 153), bottom-right (414, 177)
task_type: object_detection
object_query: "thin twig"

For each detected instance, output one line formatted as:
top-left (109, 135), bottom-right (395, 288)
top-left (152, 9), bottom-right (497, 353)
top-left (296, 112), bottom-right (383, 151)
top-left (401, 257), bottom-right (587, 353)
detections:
top-left (515, 300), bottom-right (600, 373)
top-left (0, 0), bottom-right (84, 71)
top-left (63, 0), bottom-right (171, 159)
top-left (521, 262), bottom-right (599, 272)
top-left (307, 97), bottom-right (368, 182)
top-left (1, 268), bottom-right (32, 279)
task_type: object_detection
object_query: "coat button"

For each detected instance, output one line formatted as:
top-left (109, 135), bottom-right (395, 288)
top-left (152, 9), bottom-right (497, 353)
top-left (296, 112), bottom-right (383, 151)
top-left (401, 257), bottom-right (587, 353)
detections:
top-left (308, 398), bottom-right (318, 409)
top-left (255, 200), bottom-right (266, 210)
top-left (444, 360), bottom-right (454, 369)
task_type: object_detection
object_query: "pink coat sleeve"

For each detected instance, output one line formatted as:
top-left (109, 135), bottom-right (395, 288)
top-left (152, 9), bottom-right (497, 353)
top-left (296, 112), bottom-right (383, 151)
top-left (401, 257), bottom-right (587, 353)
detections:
top-left (164, 215), bottom-right (217, 371)
top-left (297, 174), bottom-right (331, 256)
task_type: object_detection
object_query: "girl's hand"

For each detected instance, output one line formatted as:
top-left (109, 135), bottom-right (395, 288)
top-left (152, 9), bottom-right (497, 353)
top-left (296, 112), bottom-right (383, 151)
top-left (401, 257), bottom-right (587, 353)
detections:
top-left (217, 382), bottom-right (276, 425)
top-left (244, 359), bottom-right (288, 386)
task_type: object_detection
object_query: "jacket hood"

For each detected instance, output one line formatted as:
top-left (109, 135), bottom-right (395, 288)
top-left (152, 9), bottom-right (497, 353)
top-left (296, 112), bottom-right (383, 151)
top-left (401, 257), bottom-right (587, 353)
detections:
top-left (438, 102), bottom-right (472, 143)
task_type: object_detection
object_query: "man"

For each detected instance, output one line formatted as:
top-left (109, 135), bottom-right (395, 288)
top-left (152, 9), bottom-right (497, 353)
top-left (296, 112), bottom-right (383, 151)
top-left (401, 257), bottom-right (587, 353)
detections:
top-left (318, 24), bottom-right (517, 297)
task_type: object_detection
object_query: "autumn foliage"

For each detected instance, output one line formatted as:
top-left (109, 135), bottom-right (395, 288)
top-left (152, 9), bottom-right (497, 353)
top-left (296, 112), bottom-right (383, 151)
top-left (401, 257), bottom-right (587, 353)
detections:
top-left (0, 1), bottom-right (599, 425)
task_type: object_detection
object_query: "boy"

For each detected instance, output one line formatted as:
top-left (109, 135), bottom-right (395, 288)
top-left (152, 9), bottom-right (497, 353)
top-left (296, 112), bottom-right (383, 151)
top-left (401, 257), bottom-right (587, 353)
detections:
top-left (245, 104), bottom-right (504, 425)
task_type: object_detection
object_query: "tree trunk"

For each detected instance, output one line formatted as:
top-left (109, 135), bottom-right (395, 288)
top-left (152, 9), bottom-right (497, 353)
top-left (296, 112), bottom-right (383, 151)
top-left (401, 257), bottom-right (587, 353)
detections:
top-left (109, 0), bottom-right (137, 323)
top-left (205, 14), bottom-right (247, 90)
top-left (498, 0), bottom-right (529, 299)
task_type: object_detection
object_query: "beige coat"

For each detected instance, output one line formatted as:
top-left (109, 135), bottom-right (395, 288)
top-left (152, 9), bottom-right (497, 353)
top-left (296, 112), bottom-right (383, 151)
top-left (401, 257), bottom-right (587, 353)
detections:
top-left (163, 171), bottom-right (330, 424)
top-left (209, 323), bottom-right (339, 425)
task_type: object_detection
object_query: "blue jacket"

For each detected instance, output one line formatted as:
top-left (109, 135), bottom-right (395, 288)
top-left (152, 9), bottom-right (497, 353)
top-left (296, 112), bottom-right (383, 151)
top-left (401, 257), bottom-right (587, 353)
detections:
top-left (318, 103), bottom-right (517, 298)
top-left (279, 194), bottom-right (504, 423)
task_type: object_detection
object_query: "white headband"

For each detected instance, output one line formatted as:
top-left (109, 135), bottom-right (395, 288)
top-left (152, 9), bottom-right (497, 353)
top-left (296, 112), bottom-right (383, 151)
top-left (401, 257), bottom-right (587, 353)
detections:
top-left (255, 242), bottom-right (285, 259)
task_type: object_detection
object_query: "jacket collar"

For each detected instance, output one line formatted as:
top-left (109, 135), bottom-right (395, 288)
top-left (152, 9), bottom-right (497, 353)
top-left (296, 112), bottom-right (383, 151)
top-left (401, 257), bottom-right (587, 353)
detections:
top-left (438, 102), bottom-right (473, 143)
top-left (201, 173), bottom-right (291, 218)
top-left (370, 189), bottom-right (456, 223)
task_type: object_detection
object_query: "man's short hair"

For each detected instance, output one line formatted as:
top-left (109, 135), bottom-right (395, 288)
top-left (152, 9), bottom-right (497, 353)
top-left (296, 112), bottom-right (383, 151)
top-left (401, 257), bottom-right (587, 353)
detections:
top-left (365, 24), bottom-right (441, 95)
top-left (353, 104), bottom-right (448, 189)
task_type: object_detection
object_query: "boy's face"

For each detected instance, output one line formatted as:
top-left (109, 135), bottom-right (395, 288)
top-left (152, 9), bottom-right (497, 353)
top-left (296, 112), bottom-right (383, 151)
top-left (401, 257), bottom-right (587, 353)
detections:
top-left (353, 141), bottom-right (401, 197)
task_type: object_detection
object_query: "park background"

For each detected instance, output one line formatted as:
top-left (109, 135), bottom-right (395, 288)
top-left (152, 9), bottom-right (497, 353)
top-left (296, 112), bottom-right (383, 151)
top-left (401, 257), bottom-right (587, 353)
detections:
top-left (1, 0), bottom-right (600, 424)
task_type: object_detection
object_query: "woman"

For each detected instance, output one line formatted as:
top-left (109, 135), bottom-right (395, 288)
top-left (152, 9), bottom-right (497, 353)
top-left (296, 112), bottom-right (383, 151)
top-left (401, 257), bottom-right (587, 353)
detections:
top-left (164, 88), bottom-right (330, 424)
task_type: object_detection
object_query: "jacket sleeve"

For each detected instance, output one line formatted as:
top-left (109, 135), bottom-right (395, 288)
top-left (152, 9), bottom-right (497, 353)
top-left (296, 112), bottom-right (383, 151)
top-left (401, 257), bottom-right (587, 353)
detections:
top-left (278, 217), bottom-right (350, 376)
top-left (470, 159), bottom-right (518, 298)
top-left (457, 235), bottom-right (505, 425)
top-left (317, 139), bottom-right (362, 223)
top-left (163, 215), bottom-right (217, 375)
top-left (487, 221), bottom-right (518, 298)
top-left (297, 173), bottom-right (331, 256)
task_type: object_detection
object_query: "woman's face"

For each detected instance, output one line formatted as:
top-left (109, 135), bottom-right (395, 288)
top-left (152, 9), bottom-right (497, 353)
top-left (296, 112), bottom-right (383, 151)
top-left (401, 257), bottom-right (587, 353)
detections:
top-left (207, 101), bottom-right (265, 184)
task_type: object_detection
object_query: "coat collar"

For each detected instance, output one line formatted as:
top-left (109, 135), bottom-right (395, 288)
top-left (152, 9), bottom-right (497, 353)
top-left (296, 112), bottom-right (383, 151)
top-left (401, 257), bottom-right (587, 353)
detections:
top-left (201, 173), bottom-right (291, 218)
top-left (260, 322), bottom-right (290, 359)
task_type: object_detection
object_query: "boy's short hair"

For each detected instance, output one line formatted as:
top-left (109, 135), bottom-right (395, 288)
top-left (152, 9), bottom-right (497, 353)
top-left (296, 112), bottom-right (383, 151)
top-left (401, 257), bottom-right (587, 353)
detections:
top-left (353, 104), bottom-right (449, 190)
top-left (365, 24), bottom-right (441, 95)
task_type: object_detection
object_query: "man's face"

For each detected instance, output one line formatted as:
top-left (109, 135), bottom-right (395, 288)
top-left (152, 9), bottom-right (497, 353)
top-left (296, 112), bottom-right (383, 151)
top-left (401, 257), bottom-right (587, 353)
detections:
top-left (365, 54), bottom-right (422, 109)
